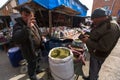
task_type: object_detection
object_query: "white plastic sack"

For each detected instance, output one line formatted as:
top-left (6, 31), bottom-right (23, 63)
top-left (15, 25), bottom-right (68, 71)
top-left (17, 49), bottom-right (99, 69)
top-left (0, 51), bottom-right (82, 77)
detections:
top-left (49, 47), bottom-right (74, 80)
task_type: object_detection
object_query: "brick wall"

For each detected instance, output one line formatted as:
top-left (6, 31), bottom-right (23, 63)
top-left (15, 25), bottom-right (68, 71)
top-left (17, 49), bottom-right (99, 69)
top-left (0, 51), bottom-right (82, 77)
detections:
top-left (92, 0), bottom-right (120, 16)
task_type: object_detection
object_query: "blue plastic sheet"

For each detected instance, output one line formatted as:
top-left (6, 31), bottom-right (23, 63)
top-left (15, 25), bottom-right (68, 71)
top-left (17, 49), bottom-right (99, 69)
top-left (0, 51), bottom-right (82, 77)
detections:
top-left (17, 0), bottom-right (88, 16)
top-left (18, 0), bottom-right (28, 5)
top-left (33, 0), bottom-right (87, 16)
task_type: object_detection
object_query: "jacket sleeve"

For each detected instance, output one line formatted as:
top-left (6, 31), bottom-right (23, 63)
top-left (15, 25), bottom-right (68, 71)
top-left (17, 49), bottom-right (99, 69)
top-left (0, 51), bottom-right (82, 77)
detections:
top-left (12, 24), bottom-right (30, 44)
top-left (86, 24), bottom-right (111, 52)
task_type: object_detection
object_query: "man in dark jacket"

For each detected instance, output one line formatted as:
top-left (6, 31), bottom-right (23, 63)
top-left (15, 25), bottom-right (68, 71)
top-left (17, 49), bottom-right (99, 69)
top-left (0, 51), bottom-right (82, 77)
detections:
top-left (12, 6), bottom-right (43, 80)
top-left (79, 8), bottom-right (120, 80)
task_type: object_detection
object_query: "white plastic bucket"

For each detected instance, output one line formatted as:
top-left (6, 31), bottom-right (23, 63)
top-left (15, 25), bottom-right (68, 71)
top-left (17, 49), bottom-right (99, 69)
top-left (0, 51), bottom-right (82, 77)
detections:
top-left (48, 47), bottom-right (74, 80)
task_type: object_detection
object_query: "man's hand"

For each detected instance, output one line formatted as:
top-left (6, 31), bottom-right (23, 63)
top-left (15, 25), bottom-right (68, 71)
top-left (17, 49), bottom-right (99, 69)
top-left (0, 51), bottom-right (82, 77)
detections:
top-left (81, 36), bottom-right (89, 43)
top-left (27, 17), bottom-right (36, 27)
top-left (79, 34), bottom-right (89, 43)
top-left (27, 12), bottom-right (36, 28)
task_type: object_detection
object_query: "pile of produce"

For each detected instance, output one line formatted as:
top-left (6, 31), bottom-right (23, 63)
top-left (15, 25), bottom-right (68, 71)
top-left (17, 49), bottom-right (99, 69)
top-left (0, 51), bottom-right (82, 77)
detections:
top-left (51, 48), bottom-right (70, 59)
top-left (72, 39), bottom-right (83, 48)
top-left (68, 39), bottom-right (86, 65)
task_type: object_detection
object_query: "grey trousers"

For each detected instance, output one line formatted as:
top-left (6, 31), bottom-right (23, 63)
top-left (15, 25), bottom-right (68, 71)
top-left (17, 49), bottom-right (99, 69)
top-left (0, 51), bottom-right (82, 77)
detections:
top-left (89, 55), bottom-right (105, 80)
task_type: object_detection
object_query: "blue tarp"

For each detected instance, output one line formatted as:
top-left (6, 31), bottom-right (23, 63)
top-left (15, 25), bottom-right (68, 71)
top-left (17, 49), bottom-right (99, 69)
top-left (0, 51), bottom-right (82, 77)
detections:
top-left (18, 0), bottom-right (28, 5)
top-left (17, 0), bottom-right (88, 16)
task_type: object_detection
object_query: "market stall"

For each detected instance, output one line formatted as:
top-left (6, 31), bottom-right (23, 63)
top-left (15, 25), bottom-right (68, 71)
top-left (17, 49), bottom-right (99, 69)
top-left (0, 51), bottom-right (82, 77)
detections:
top-left (16, 0), bottom-right (89, 66)
top-left (15, 0), bottom-right (88, 34)
top-left (13, 0), bottom-right (89, 79)
top-left (0, 16), bottom-right (12, 51)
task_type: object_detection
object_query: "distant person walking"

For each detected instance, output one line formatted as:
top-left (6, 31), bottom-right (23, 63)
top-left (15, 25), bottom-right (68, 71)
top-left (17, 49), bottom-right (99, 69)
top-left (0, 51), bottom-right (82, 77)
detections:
top-left (117, 10), bottom-right (120, 25)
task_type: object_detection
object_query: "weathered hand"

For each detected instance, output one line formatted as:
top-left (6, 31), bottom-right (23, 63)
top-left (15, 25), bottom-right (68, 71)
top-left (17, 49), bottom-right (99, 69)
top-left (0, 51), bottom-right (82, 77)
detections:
top-left (81, 36), bottom-right (89, 43)
top-left (27, 17), bottom-right (36, 27)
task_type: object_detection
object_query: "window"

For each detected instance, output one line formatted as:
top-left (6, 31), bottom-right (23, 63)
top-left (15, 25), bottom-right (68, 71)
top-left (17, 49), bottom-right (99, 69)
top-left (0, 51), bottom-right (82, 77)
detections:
top-left (103, 6), bottom-right (111, 15)
top-left (103, 6), bottom-right (110, 10)
top-left (105, 0), bottom-right (110, 1)
top-left (6, 6), bottom-right (8, 10)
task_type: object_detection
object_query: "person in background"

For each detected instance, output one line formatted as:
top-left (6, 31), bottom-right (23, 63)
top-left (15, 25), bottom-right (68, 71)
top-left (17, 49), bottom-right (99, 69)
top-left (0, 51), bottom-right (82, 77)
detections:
top-left (117, 16), bottom-right (120, 25)
top-left (12, 6), bottom-right (44, 80)
top-left (79, 8), bottom-right (120, 80)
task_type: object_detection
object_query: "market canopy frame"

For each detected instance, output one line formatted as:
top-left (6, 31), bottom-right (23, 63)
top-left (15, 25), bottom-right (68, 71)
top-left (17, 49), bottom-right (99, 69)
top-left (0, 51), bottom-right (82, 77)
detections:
top-left (52, 5), bottom-right (80, 16)
top-left (13, 1), bottom-right (46, 11)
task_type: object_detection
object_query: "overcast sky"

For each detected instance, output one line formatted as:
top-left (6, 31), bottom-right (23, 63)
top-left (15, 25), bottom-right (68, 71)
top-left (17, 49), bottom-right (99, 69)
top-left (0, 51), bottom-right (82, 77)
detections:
top-left (0, 0), bottom-right (8, 8)
top-left (80, 0), bottom-right (93, 16)
top-left (0, 0), bottom-right (93, 16)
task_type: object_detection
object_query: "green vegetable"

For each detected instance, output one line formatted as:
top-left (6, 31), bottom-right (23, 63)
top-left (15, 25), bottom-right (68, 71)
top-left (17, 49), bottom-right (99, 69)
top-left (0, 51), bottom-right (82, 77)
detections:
top-left (51, 48), bottom-right (70, 59)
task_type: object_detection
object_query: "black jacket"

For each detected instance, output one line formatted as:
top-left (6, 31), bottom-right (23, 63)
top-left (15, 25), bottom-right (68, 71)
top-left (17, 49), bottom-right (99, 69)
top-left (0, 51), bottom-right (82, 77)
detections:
top-left (12, 17), bottom-right (37, 61)
top-left (86, 20), bottom-right (120, 59)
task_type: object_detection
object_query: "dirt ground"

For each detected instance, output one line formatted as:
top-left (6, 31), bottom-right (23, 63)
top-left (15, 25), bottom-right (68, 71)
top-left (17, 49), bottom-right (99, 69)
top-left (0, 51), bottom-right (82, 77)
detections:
top-left (0, 50), bottom-right (90, 80)
top-left (1, 39), bottom-right (120, 80)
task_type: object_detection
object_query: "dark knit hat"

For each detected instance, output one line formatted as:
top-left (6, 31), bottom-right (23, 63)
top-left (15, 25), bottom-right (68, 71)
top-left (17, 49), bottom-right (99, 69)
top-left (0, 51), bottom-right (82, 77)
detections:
top-left (91, 8), bottom-right (108, 19)
top-left (19, 5), bottom-right (33, 14)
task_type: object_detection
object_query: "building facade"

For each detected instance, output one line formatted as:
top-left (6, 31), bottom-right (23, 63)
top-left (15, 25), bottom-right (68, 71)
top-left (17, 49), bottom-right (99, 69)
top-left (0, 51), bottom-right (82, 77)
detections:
top-left (0, 0), bottom-right (18, 16)
top-left (92, 0), bottom-right (120, 17)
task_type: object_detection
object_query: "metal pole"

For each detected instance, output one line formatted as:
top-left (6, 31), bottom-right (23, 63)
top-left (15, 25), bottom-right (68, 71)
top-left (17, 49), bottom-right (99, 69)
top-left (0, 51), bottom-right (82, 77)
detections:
top-left (111, 0), bottom-right (117, 15)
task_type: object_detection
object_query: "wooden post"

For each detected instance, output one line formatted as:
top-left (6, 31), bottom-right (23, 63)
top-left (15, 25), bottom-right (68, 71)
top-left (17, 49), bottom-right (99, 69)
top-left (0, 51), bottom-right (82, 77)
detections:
top-left (71, 16), bottom-right (73, 27)
top-left (111, 0), bottom-right (117, 15)
top-left (5, 19), bottom-right (9, 29)
top-left (49, 10), bottom-right (52, 37)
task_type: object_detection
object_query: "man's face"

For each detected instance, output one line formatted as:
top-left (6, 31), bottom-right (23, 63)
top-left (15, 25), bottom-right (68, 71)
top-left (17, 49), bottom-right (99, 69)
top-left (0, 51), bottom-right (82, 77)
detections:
top-left (92, 17), bottom-right (107, 25)
top-left (92, 18), bottom-right (100, 25)
top-left (21, 11), bottom-right (31, 23)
